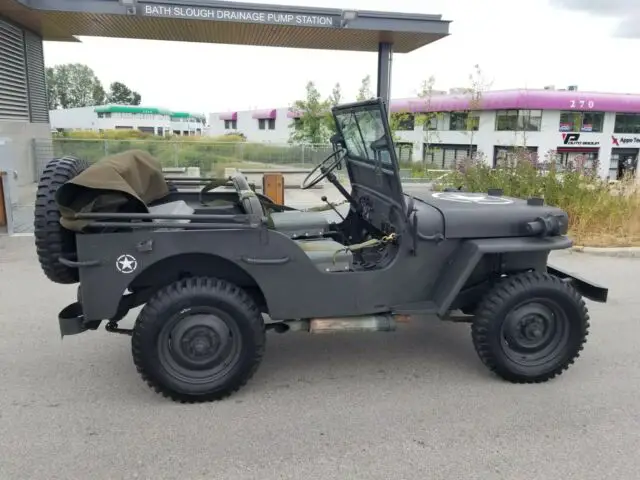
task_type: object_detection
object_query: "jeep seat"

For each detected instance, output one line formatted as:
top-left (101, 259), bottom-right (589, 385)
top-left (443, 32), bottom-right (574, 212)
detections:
top-left (295, 238), bottom-right (353, 272)
top-left (269, 211), bottom-right (332, 239)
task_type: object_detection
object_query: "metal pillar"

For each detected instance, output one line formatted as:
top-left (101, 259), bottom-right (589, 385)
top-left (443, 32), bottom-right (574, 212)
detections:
top-left (377, 42), bottom-right (394, 114)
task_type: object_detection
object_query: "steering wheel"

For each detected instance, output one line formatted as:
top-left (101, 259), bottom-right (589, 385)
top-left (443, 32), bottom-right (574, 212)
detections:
top-left (230, 173), bottom-right (263, 216)
top-left (301, 148), bottom-right (344, 190)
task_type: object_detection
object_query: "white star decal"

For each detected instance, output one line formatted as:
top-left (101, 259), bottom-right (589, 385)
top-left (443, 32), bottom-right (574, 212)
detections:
top-left (116, 254), bottom-right (138, 274)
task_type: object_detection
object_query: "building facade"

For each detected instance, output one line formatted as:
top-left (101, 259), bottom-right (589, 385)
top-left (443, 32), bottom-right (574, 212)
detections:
top-left (209, 89), bottom-right (640, 181)
top-left (50, 105), bottom-right (206, 136)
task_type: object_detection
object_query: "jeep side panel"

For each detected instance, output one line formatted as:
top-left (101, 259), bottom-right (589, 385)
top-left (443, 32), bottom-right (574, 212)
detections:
top-left (75, 227), bottom-right (462, 322)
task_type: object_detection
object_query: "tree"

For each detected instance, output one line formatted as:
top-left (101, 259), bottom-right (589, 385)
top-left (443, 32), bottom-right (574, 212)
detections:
top-left (288, 81), bottom-right (333, 145)
top-left (46, 63), bottom-right (106, 109)
top-left (414, 75), bottom-right (444, 167)
top-left (46, 67), bottom-right (59, 110)
top-left (106, 81), bottom-right (142, 105)
top-left (463, 64), bottom-right (492, 158)
top-left (329, 83), bottom-right (342, 107)
top-left (356, 75), bottom-right (374, 101)
top-left (93, 82), bottom-right (106, 106)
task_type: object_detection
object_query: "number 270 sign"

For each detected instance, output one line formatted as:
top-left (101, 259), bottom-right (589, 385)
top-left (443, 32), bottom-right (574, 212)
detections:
top-left (569, 99), bottom-right (595, 109)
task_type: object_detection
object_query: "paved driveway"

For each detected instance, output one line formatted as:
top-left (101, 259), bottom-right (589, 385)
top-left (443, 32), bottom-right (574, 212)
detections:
top-left (0, 236), bottom-right (637, 480)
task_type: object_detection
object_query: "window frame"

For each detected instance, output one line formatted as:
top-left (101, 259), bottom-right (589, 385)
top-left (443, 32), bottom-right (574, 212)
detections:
top-left (449, 111), bottom-right (479, 131)
top-left (559, 110), bottom-right (604, 133)
top-left (495, 109), bottom-right (542, 131)
top-left (614, 113), bottom-right (640, 134)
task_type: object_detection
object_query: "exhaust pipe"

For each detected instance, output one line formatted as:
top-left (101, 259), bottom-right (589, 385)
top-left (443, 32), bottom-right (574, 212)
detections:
top-left (278, 314), bottom-right (410, 334)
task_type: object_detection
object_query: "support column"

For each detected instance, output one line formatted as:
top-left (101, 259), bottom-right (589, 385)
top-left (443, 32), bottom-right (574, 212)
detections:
top-left (377, 42), bottom-right (394, 115)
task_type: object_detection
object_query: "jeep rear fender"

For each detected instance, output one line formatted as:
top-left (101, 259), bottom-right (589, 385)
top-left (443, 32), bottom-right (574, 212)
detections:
top-left (80, 252), bottom-right (269, 322)
top-left (432, 236), bottom-right (573, 316)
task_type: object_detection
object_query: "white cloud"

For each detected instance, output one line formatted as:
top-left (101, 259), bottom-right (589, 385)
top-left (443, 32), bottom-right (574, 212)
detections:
top-left (550, 0), bottom-right (640, 37)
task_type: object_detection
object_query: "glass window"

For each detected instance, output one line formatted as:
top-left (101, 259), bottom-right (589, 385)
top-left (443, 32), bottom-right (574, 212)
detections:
top-left (495, 110), bottom-right (519, 131)
top-left (422, 113), bottom-right (438, 130)
top-left (496, 110), bottom-right (541, 131)
top-left (268, 118), bottom-right (276, 130)
top-left (392, 113), bottom-right (415, 131)
top-left (559, 111), bottom-right (604, 132)
top-left (493, 146), bottom-right (538, 167)
top-left (614, 113), bottom-right (640, 134)
top-left (449, 112), bottom-right (479, 131)
top-left (518, 110), bottom-right (542, 131)
top-left (258, 119), bottom-right (266, 130)
top-left (224, 119), bottom-right (237, 129)
top-left (553, 151), bottom-right (598, 171)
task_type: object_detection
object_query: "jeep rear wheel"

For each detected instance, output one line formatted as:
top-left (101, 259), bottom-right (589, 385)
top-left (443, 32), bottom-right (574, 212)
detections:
top-left (132, 277), bottom-right (266, 403)
top-left (34, 155), bottom-right (90, 284)
top-left (471, 272), bottom-right (589, 383)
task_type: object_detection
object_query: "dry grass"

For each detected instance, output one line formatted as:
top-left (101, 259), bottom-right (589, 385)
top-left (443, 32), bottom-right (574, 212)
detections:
top-left (566, 182), bottom-right (640, 247)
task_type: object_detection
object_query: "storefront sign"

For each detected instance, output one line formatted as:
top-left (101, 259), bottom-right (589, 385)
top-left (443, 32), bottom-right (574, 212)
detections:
top-left (140, 4), bottom-right (339, 27)
top-left (611, 135), bottom-right (640, 146)
top-left (561, 133), bottom-right (599, 146)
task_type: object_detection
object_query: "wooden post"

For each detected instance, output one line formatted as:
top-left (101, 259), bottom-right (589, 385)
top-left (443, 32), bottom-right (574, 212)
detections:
top-left (262, 172), bottom-right (285, 205)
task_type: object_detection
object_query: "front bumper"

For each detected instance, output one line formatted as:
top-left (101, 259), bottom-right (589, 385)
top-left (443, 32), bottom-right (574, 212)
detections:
top-left (547, 265), bottom-right (609, 303)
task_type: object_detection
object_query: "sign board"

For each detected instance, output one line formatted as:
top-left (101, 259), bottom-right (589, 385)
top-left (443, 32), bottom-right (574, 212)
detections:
top-left (561, 133), bottom-right (599, 146)
top-left (611, 135), bottom-right (640, 146)
top-left (140, 4), bottom-right (340, 28)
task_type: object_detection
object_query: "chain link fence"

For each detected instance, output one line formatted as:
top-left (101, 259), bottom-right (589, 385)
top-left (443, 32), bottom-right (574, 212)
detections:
top-left (33, 139), bottom-right (336, 180)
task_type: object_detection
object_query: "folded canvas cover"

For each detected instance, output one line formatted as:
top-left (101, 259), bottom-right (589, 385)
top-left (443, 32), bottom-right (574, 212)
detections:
top-left (55, 149), bottom-right (169, 232)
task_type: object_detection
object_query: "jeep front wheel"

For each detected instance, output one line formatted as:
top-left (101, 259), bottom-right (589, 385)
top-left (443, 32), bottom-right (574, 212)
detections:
top-left (132, 277), bottom-right (266, 403)
top-left (471, 272), bottom-right (589, 383)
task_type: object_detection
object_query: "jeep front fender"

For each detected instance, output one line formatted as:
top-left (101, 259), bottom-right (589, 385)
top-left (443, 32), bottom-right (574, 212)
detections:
top-left (432, 236), bottom-right (573, 316)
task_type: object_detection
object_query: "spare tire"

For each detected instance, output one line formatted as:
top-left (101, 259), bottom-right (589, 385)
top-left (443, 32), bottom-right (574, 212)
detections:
top-left (34, 155), bottom-right (90, 284)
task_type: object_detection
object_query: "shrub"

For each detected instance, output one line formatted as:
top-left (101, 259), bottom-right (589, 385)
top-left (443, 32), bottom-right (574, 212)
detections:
top-left (434, 150), bottom-right (640, 247)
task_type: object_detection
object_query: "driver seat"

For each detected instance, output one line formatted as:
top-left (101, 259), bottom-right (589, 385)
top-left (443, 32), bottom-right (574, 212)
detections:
top-left (268, 210), bottom-right (333, 239)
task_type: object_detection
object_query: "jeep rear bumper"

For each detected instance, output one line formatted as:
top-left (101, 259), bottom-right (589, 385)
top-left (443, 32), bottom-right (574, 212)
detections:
top-left (59, 302), bottom-right (102, 337)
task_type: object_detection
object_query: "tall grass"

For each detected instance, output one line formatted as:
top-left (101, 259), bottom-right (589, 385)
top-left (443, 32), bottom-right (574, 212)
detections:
top-left (434, 151), bottom-right (640, 247)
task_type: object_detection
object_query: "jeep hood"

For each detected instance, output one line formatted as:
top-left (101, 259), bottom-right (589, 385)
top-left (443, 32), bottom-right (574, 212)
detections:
top-left (405, 187), bottom-right (569, 239)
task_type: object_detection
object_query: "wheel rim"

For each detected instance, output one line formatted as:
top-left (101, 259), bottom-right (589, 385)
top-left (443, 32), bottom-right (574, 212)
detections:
top-left (499, 298), bottom-right (571, 368)
top-left (157, 307), bottom-right (243, 384)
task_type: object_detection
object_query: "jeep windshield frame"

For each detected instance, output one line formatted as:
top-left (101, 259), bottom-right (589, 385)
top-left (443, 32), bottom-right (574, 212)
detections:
top-left (332, 98), bottom-right (406, 212)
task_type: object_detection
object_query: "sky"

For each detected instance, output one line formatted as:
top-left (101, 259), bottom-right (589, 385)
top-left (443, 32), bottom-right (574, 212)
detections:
top-left (42, 0), bottom-right (640, 114)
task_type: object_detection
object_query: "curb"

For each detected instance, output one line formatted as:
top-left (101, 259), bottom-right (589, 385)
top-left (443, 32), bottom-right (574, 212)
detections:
top-left (570, 246), bottom-right (640, 258)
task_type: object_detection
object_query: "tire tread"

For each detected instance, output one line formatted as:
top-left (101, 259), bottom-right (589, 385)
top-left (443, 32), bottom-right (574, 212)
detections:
top-left (471, 271), bottom-right (590, 383)
top-left (131, 277), bottom-right (266, 403)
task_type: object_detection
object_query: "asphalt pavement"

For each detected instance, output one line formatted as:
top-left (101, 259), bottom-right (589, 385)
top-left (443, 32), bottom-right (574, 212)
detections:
top-left (1, 235), bottom-right (638, 480)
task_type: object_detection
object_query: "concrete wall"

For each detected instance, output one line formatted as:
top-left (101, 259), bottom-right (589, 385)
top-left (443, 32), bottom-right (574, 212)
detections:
top-left (0, 121), bottom-right (51, 203)
top-left (0, 17), bottom-right (51, 208)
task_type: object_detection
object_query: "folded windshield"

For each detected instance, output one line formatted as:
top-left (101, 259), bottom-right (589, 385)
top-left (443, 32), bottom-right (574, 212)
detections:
top-left (334, 104), bottom-right (393, 167)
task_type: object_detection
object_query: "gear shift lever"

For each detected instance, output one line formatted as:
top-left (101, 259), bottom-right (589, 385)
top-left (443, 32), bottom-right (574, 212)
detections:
top-left (321, 196), bottom-right (345, 221)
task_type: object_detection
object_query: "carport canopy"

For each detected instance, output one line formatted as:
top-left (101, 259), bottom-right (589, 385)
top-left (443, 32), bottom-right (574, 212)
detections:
top-left (0, 0), bottom-right (451, 108)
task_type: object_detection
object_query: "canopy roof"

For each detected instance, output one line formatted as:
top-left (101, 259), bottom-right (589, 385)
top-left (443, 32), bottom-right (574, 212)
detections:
top-left (0, 0), bottom-right (451, 53)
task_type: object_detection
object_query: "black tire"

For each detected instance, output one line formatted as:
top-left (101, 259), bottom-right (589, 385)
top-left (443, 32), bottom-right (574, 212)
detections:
top-left (471, 271), bottom-right (589, 383)
top-left (34, 155), bottom-right (90, 284)
top-left (132, 277), bottom-right (266, 403)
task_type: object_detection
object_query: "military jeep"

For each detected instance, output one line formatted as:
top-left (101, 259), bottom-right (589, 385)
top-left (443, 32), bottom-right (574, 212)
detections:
top-left (33, 99), bottom-right (608, 403)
